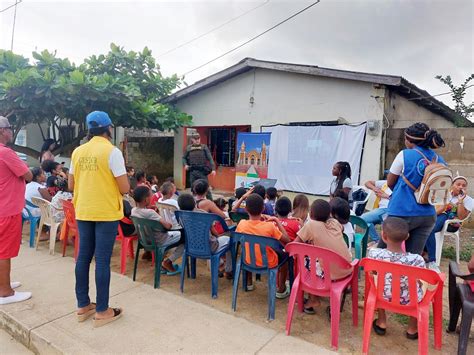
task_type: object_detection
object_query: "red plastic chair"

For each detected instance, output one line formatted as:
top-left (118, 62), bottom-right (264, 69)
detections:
top-left (360, 258), bottom-right (445, 355)
top-left (116, 217), bottom-right (138, 275)
top-left (285, 242), bottom-right (359, 350)
top-left (62, 200), bottom-right (80, 261)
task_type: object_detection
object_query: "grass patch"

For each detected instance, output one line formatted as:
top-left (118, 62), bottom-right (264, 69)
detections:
top-left (442, 244), bottom-right (472, 262)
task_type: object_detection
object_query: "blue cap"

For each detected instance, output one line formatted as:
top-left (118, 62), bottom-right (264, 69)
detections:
top-left (86, 111), bottom-right (112, 129)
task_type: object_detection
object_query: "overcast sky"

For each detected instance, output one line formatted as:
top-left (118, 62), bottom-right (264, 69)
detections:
top-left (1, 0), bottom-right (473, 108)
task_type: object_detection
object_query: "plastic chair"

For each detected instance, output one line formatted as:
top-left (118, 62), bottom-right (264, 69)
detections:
top-left (31, 197), bottom-right (62, 255)
top-left (435, 213), bottom-right (471, 265)
top-left (22, 200), bottom-right (40, 248)
top-left (231, 232), bottom-right (294, 320)
top-left (352, 186), bottom-right (372, 215)
top-left (175, 210), bottom-right (235, 299)
top-left (156, 202), bottom-right (181, 230)
top-left (61, 200), bottom-right (80, 261)
top-left (131, 216), bottom-right (182, 289)
top-left (360, 258), bottom-right (445, 355)
top-left (285, 242), bottom-right (358, 349)
top-left (447, 261), bottom-right (474, 355)
top-left (349, 215), bottom-right (369, 260)
top-left (116, 217), bottom-right (138, 275)
top-left (229, 211), bottom-right (249, 224)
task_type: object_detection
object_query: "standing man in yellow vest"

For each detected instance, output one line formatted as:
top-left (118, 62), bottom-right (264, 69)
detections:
top-left (68, 111), bottom-right (129, 327)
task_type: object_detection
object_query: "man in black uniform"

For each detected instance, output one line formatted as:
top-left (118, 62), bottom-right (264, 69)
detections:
top-left (182, 133), bottom-right (216, 193)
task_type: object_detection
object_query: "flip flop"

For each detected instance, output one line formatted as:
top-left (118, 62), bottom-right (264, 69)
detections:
top-left (77, 303), bottom-right (96, 322)
top-left (166, 265), bottom-right (182, 276)
top-left (406, 331), bottom-right (418, 340)
top-left (161, 264), bottom-right (179, 274)
top-left (373, 319), bottom-right (387, 336)
top-left (304, 307), bottom-right (316, 315)
top-left (93, 308), bottom-right (122, 328)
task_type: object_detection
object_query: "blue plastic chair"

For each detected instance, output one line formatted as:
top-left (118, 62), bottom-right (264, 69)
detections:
top-left (231, 232), bottom-right (294, 320)
top-left (22, 200), bottom-right (40, 248)
top-left (175, 210), bottom-right (236, 299)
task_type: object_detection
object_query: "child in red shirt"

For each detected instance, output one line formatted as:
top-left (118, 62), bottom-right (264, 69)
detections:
top-left (275, 196), bottom-right (302, 241)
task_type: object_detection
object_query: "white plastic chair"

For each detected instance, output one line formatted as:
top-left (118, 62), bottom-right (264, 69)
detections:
top-left (156, 202), bottom-right (181, 230)
top-left (435, 213), bottom-right (471, 266)
top-left (31, 197), bottom-right (62, 255)
top-left (352, 185), bottom-right (372, 215)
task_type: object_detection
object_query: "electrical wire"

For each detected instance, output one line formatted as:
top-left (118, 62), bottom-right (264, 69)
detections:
top-left (183, 0), bottom-right (321, 76)
top-left (0, 0), bottom-right (22, 13)
top-left (408, 84), bottom-right (474, 101)
top-left (157, 0), bottom-right (270, 59)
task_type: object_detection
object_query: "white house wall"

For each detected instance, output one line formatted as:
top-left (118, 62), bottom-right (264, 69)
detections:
top-left (174, 68), bottom-right (386, 190)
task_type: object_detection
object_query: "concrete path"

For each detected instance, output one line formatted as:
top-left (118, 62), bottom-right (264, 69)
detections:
top-left (0, 247), bottom-right (334, 354)
top-left (0, 328), bottom-right (32, 354)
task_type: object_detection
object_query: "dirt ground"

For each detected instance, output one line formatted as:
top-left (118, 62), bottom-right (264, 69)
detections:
top-left (26, 225), bottom-right (473, 355)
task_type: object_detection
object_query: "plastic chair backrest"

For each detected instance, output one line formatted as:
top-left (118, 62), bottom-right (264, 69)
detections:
top-left (130, 216), bottom-right (167, 250)
top-left (350, 215), bottom-right (368, 231)
top-left (175, 210), bottom-right (230, 258)
top-left (31, 197), bottom-right (53, 223)
top-left (231, 232), bottom-right (284, 271)
top-left (360, 258), bottom-right (444, 308)
top-left (286, 242), bottom-right (354, 292)
top-left (23, 199), bottom-right (38, 218)
top-left (156, 202), bottom-right (178, 226)
top-left (229, 211), bottom-right (249, 224)
top-left (62, 200), bottom-right (78, 231)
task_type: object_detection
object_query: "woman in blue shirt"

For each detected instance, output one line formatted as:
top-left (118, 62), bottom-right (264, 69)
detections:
top-left (382, 123), bottom-right (446, 255)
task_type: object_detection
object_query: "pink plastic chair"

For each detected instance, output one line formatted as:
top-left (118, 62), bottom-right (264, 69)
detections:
top-left (285, 242), bottom-right (359, 350)
top-left (360, 258), bottom-right (445, 355)
top-left (116, 217), bottom-right (138, 275)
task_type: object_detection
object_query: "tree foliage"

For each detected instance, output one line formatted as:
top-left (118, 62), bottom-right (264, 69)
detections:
top-left (436, 73), bottom-right (474, 125)
top-left (0, 44), bottom-right (192, 157)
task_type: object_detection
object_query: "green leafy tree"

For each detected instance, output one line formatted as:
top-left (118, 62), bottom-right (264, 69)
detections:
top-left (0, 44), bottom-right (192, 158)
top-left (436, 74), bottom-right (474, 125)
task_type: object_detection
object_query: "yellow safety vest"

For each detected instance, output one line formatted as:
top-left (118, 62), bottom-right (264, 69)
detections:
top-left (72, 136), bottom-right (124, 221)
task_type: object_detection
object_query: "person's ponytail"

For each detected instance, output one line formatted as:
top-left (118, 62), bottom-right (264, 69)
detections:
top-left (423, 129), bottom-right (445, 149)
top-left (405, 122), bottom-right (445, 149)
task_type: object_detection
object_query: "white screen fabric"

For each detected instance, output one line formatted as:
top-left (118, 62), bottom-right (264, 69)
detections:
top-left (262, 124), bottom-right (367, 195)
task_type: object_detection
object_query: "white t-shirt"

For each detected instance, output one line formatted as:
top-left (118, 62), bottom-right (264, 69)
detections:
top-left (69, 147), bottom-right (126, 177)
top-left (374, 180), bottom-right (393, 209)
top-left (389, 151), bottom-right (404, 175)
top-left (449, 194), bottom-right (474, 212)
top-left (330, 177), bottom-right (353, 201)
top-left (24, 181), bottom-right (44, 217)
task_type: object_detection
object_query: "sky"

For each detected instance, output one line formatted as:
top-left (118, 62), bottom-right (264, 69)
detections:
top-left (0, 0), bottom-right (473, 108)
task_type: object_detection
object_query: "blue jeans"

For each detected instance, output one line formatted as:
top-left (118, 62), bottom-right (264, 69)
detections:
top-left (360, 208), bottom-right (388, 242)
top-left (425, 214), bottom-right (449, 262)
top-left (75, 221), bottom-right (118, 312)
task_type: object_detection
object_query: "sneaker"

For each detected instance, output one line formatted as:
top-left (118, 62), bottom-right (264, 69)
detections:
top-left (246, 283), bottom-right (255, 291)
top-left (0, 291), bottom-right (32, 305)
top-left (10, 281), bottom-right (21, 289)
top-left (276, 286), bottom-right (290, 299)
top-left (427, 261), bottom-right (441, 273)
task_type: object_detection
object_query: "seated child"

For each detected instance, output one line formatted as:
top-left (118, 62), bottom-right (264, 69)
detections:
top-left (291, 194), bottom-right (310, 223)
top-left (213, 197), bottom-right (230, 234)
top-left (295, 199), bottom-right (352, 313)
top-left (177, 193), bottom-right (196, 211)
top-left (265, 187), bottom-right (278, 213)
top-left (119, 199), bottom-right (136, 237)
top-left (158, 181), bottom-right (180, 229)
top-left (236, 194), bottom-right (290, 292)
top-left (275, 196), bottom-right (301, 242)
top-left (131, 186), bottom-right (183, 275)
top-left (233, 185), bottom-right (274, 215)
top-left (329, 197), bottom-right (355, 249)
top-left (368, 217), bottom-right (425, 340)
top-left (231, 187), bottom-right (248, 213)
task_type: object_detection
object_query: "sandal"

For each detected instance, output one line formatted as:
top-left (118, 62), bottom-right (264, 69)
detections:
top-left (372, 319), bottom-right (387, 336)
top-left (93, 308), bottom-right (123, 328)
top-left (77, 303), bottom-right (96, 322)
top-left (406, 331), bottom-right (418, 340)
top-left (304, 307), bottom-right (316, 315)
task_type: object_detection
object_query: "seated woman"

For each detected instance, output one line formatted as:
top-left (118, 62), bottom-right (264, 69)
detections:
top-left (49, 176), bottom-right (73, 223)
top-left (360, 179), bottom-right (392, 243)
top-left (329, 161), bottom-right (353, 206)
top-left (425, 176), bottom-right (473, 272)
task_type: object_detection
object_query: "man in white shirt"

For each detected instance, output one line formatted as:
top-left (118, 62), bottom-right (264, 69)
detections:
top-left (361, 180), bottom-right (392, 242)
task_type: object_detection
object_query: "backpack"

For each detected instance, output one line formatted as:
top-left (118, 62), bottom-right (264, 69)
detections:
top-left (401, 149), bottom-right (452, 206)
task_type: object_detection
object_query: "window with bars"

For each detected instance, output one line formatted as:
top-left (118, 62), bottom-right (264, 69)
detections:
top-left (209, 127), bottom-right (236, 167)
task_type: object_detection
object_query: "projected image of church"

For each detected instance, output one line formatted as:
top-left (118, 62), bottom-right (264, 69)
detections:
top-left (235, 132), bottom-right (271, 188)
